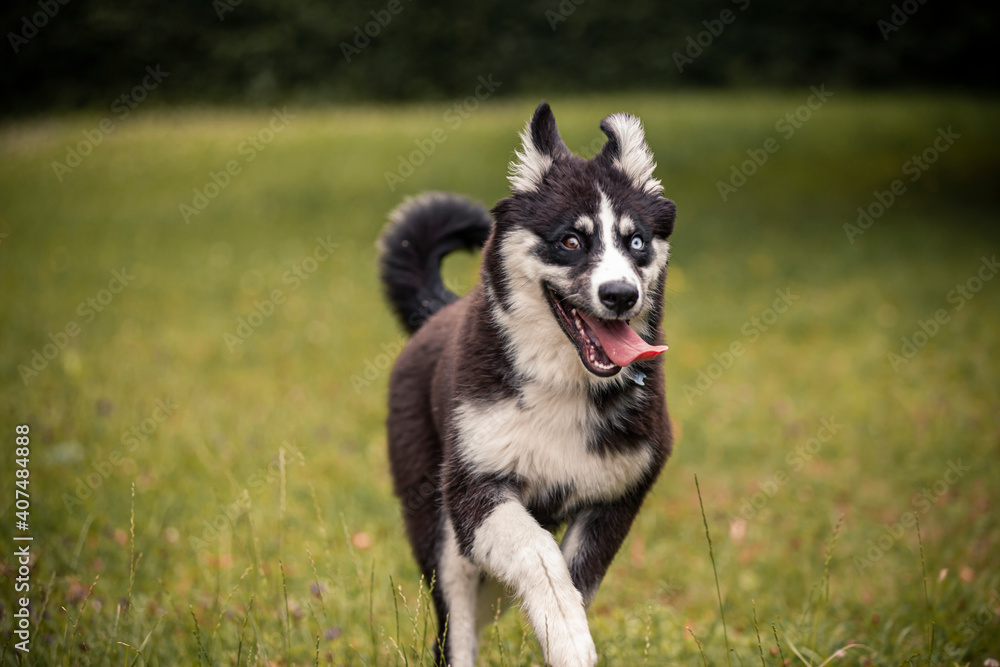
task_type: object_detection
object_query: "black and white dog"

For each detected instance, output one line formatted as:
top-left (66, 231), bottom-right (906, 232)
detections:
top-left (379, 102), bottom-right (676, 666)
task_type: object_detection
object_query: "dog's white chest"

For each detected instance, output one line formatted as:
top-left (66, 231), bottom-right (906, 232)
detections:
top-left (454, 383), bottom-right (652, 505)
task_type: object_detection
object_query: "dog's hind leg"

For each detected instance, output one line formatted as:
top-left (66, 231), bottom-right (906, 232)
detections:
top-left (430, 518), bottom-right (481, 667)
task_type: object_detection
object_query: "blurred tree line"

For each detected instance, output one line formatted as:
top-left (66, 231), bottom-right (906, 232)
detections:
top-left (2, 0), bottom-right (996, 113)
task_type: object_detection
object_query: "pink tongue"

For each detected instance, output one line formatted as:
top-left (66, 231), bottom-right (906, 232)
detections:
top-left (577, 313), bottom-right (668, 367)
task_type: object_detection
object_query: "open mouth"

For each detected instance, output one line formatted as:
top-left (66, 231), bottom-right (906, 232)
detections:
top-left (544, 287), bottom-right (668, 378)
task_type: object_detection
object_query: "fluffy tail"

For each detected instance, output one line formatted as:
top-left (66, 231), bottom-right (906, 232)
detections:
top-left (378, 192), bottom-right (492, 334)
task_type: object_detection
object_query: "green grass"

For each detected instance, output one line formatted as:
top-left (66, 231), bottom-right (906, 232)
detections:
top-left (1, 91), bottom-right (999, 665)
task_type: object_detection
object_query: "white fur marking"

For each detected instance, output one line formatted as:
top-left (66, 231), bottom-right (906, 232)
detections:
top-left (509, 118), bottom-right (554, 193)
top-left (472, 502), bottom-right (597, 667)
top-left (652, 238), bottom-right (670, 267)
top-left (603, 113), bottom-right (663, 195)
top-left (638, 237), bottom-right (670, 292)
top-left (619, 215), bottom-right (636, 236)
top-left (439, 519), bottom-right (481, 667)
top-left (590, 190), bottom-right (642, 316)
top-left (455, 393), bottom-right (654, 505)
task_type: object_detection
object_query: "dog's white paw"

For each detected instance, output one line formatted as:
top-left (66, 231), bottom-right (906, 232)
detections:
top-left (540, 612), bottom-right (598, 667)
top-left (545, 633), bottom-right (597, 667)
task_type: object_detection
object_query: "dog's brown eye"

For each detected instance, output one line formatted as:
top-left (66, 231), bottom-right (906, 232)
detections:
top-left (561, 234), bottom-right (581, 250)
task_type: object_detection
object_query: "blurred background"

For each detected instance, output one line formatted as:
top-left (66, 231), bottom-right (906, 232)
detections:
top-left (2, 0), bottom-right (997, 109)
top-left (1, 1), bottom-right (999, 665)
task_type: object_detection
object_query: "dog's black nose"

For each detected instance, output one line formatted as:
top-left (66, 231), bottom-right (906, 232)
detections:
top-left (598, 281), bottom-right (638, 314)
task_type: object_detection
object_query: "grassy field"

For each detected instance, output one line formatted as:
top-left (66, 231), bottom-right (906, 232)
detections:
top-left (1, 92), bottom-right (999, 665)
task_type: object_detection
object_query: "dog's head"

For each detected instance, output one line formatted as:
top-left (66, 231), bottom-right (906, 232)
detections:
top-left (485, 103), bottom-right (676, 380)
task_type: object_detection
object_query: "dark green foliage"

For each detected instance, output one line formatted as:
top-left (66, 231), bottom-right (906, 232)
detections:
top-left (2, 0), bottom-right (997, 113)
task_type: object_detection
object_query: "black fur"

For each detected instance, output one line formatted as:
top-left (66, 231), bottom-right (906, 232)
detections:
top-left (529, 102), bottom-right (570, 162)
top-left (378, 193), bottom-right (492, 333)
top-left (565, 485), bottom-right (653, 602)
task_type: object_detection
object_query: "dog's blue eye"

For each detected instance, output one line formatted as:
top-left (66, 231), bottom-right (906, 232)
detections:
top-left (630, 235), bottom-right (644, 251)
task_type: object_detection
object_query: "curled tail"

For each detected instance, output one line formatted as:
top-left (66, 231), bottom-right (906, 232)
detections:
top-left (378, 192), bottom-right (492, 334)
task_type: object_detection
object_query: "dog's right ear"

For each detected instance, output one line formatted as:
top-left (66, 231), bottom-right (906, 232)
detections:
top-left (597, 113), bottom-right (662, 196)
top-left (508, 102), bottom-right (569, 194)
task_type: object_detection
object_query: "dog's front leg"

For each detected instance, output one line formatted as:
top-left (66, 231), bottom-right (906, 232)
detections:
top-left (560, 495), bottom-right (646, 607)
top-left (476, 501), bottom-right (597, 666)
top-left (449, 477), bottom-right (597, 667)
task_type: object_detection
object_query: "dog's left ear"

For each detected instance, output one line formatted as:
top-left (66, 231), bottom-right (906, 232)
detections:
top-left (598, 113), bottom-right (663, 196)
top-left (508, 102), bottom-right (569, 193)
top-left (653, 196), bottom-right (676, 239)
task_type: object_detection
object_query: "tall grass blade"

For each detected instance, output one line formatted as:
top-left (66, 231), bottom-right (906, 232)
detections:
top-left (695, 473), bottom-right (732, 667)
top-left (916, 515), bottom-right (934, 665)
top-left (753, 600), bottom-right (765, 666)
